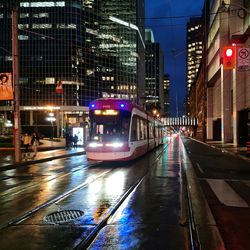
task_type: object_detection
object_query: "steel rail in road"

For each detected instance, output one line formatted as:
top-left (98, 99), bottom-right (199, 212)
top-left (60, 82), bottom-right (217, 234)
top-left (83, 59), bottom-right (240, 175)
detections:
top-left (74, 142), bottom-right (193, 250)
top-left (0, 160), bottom-right (98, 199)
top-left (0, 164), bottom-right (111, 231)
top-left (181, 160), bottom-right (201, 250)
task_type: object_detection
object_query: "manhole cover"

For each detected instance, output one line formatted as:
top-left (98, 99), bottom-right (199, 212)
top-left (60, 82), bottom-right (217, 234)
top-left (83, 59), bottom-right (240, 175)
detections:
top-left (43, 210), bottom-right (84, 224)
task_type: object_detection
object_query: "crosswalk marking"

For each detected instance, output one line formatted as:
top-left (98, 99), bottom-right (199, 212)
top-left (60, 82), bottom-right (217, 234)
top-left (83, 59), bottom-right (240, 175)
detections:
top-left (207, 179), bottom-right (249, 208)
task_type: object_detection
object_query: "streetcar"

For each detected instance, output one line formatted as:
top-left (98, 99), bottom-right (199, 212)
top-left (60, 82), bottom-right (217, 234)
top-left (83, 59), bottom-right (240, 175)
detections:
top-left (86, 98), bottom-right (164, 161)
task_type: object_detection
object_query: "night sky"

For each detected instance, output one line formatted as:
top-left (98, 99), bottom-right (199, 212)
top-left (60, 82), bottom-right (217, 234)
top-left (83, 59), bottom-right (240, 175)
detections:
top-left (145, 0), bottom-right (204, 116)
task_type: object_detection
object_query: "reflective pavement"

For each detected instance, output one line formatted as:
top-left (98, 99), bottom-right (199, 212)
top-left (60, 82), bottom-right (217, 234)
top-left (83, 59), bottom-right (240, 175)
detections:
top-left (0, 138), bottom-right (85, 171)
top-left (0, 137), bottom-right (248, 171)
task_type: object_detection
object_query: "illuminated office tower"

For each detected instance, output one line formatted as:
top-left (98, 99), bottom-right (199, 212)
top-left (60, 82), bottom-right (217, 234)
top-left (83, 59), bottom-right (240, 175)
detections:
top-left (163, 74), bottom-right (170, 117)
top-left (0, 0), bottom-right (145, 137)
top-left (145, 29), bottom-right (164, 115)
top-left (186, 17), bottom-right (203, 103)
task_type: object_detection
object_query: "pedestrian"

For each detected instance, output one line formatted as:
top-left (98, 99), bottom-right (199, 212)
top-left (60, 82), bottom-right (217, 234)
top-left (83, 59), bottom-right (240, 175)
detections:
top-left (31, 132), bottom-right (39, 158)
top-left (73, 134), bottom-right (78, 148)
top-left (21, 132), bottom-right (31, 159)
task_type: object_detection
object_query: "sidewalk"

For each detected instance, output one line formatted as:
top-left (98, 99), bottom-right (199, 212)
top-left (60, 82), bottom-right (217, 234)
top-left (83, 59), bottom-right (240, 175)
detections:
top-left (206, 140), bottom-right (249, 162)
top-left (0, 138), bottom-right (248, 171)
top-left (0, 138), bottom-right (85, 171)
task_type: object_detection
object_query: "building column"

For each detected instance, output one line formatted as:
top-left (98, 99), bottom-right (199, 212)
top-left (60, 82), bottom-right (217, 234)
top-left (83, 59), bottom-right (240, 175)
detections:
top-left (221, 69), bottom-right (232, 143)
top-left (232, 68), bottom-right (237, 145)
top-left (30, 110), bottom-right (33, 126)
top-left (56, 111), bottom-right (60, 138)
top-left (206, 87), bottom-right (213, 140)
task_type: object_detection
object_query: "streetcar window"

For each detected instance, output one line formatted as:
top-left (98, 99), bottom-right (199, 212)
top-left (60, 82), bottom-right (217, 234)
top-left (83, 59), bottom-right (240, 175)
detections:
top-left (140, 119), bottom-right (146, 140)
top-left (131, 116), bottom-right (148, 141)
top-left (89, 110), bottom-right (131, 142)
top-left (149, 122), bottom-right (154, 139)
top-left (131, 116), bottom-right (137, 141)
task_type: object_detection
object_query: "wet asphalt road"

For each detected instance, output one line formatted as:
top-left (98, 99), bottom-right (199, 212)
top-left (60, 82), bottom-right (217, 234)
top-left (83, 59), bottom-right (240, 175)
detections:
top-left (182, 136), bottom-right (250, 250)
top-left (0, 136), bottom-right (191, 250)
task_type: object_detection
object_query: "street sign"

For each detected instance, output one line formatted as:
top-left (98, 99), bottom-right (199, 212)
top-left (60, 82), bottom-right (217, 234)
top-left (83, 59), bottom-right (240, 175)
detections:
top-left (237, 47), bottom-right (250, 71)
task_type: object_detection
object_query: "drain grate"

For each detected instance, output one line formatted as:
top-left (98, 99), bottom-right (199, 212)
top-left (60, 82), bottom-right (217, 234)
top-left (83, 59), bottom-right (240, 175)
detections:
top-left (43, 210), bottom-right (84, 224)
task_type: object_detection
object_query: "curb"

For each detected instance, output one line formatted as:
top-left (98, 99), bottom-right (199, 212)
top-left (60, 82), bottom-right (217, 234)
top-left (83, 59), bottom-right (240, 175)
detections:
top-left (187, 137), bottom-right (249, 162)
top-left (180, 137), bottom-right (226, 250)
top-left (0, 151), bottom-right (85, 172)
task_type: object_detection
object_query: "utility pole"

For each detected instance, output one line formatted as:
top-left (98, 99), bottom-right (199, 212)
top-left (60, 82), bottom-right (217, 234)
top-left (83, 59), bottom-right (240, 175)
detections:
top-left (12, 3), bottom-right (21, 162)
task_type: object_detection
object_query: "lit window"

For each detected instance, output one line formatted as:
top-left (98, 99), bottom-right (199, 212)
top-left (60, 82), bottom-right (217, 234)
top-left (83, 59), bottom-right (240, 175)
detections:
top-left (33, 13), bottom-right (49, 18)
top-left (5, 56), bottom-right (12, 61)
top-left (56, 24), bottom-right (77, 29)
top-left (40, 13), bottom-right (49, 17)
top-left (20, 13), bottom-right (29, 18)
top-left (56, 1), bottom-right (65, 6)
top-left (18, 35), bottom-right (29, 40)
top-left (31, 2), bottom-right (54, 7)
top-left (20, 2), bottom-right (30, 7)
top-left (21, 2), bottom-right (65, 8)
top-left (32, 24), bottom-right (52, 29)
top-left (18, 24), bottom-right (29, 29)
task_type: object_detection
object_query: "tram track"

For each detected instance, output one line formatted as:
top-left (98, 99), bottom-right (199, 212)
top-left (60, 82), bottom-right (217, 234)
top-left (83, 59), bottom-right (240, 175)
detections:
top-left (74, 144), bottom-right (169, 249)
top-left (0, 161), bottom-right (101, 199)
top-left (0, 147), bottom-right (164, 232)
top-left (0, 167), bottom-right (113, 231)
top-left (0, 143), bottom-right (188, 250)
top-left (180, 139), bottom-right (201, 250)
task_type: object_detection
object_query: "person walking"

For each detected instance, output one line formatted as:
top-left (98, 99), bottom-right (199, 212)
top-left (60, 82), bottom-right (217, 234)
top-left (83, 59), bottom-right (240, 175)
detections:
top-left (22, 133), bottom-right (31, 159)
top-left (31, 132), bottom-right (39, 158)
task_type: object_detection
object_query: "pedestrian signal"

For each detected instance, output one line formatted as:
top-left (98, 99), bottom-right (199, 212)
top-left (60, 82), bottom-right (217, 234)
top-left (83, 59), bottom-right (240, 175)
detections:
top-left (223, 46), bottom-right (236, 70)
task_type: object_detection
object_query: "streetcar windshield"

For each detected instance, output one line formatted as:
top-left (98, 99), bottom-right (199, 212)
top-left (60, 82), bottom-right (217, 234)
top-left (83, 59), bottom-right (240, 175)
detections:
top-left (89, 110), bottom-right (131, 142)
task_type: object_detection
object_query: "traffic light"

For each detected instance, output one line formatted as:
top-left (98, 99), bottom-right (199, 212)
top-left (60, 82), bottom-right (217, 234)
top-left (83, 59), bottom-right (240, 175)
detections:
top-left (223, 46), bottom-right (236, 70)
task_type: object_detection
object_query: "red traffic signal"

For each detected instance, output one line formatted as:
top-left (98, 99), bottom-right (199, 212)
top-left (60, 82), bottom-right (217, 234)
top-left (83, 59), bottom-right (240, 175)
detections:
top-left (223, 46), bottom-right (236, 70)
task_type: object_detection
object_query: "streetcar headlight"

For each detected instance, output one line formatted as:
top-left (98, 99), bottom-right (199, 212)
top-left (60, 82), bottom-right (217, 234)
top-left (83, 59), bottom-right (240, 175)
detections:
top-left (105, 142), bottom-right (124, 148)
top-left (89, 142), bottom-right (103, 148)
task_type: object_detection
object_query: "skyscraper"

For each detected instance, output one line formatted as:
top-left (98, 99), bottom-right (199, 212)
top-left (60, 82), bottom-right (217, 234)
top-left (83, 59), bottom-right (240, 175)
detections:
top-left (163, 74), bottom-right (170, 117)
top-left (145, 29), bottom-right (164, 115)
top-left (0, 0), bottom-right (145, 137)
top-left (186, 17), bottom-right (203, 113)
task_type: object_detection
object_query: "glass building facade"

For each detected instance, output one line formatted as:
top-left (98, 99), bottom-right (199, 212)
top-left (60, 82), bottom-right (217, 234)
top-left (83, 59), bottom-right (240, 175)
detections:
top-left (145, 42), bottom-right (164, 115)
top-left (0, 0), bottom-right (145, 137)
top-left (186, 17), bottom-right (203, 97)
